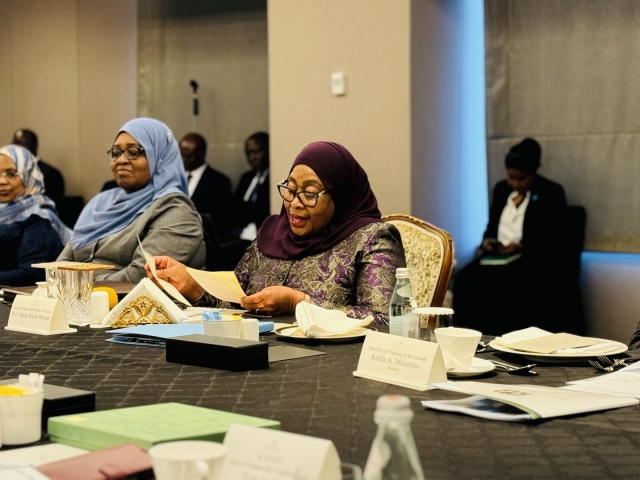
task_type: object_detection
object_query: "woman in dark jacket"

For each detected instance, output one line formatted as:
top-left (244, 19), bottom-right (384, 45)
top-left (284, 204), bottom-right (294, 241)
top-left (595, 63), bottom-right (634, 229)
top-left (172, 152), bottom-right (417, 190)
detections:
top-left (453, 138), bottom-right (568, 335)
top-left (0, 145), bottom-right (71, 286)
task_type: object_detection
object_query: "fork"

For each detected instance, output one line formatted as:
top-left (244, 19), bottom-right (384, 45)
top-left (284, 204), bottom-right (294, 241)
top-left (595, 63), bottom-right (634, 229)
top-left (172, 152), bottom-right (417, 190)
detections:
top-left (613, 358), bottom-right (640, 368)
top-left (489, 360), bottom-right (538, 375)
top-left (588, 359), bottom-right (615, 372)
top-left (596, 355), bottom-right (616, 366)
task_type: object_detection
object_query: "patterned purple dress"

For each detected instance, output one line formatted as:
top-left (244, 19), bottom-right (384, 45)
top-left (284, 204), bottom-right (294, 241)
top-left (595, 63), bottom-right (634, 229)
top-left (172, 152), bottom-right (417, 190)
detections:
top-left (198, 222), bottom-right (405, 324)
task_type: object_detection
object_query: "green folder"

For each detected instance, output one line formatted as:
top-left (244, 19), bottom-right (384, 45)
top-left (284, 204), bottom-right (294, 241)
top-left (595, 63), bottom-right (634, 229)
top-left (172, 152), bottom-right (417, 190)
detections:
top-left (479, 253), bottom-right (522, 265)
top-left (48, 402), bottom-right (281, 451)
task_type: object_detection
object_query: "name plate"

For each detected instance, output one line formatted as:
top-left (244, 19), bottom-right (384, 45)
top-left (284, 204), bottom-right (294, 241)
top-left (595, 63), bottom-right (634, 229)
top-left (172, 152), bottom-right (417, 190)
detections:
top-left (221, 424), bottom-right (341, 479)
top-left (353, 331), bottom-right (446, 391)
top-left (5, 295), bottom-right (76, 335)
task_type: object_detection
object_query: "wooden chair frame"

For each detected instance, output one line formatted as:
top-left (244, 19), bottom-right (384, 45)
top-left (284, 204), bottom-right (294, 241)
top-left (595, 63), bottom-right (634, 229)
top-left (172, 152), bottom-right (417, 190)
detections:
top-left (382, 214), bottom-right (454, 307)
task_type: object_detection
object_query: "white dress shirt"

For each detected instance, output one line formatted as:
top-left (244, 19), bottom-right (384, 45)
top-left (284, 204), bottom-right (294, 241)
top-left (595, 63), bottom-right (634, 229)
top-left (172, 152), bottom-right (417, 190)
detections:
top-left (242, 168), bottom-right (269, 203)
top-left (497, 190), bottom-right (530, 246)
top-left (186, 162), bottom-right (207, 197)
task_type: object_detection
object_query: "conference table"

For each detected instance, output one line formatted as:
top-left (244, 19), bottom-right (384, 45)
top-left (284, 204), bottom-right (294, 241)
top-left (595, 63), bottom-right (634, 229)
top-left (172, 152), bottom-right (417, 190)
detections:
top-left (1, 302), bottom-right (640, 479)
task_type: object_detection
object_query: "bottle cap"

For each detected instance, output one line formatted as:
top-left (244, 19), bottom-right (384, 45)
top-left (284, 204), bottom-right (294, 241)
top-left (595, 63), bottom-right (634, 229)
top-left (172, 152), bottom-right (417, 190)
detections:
top-left (374, 394), bottom-right (414, 423)
top-left (395, 267), bottom-right (411, 278)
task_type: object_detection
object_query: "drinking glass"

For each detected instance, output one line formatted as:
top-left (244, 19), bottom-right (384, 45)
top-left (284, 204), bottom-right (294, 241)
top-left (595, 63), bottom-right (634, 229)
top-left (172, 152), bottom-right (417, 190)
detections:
top-left (414, 307), bottom-right (453, 342)
top-left (54, 269), bottom-right (94, 326)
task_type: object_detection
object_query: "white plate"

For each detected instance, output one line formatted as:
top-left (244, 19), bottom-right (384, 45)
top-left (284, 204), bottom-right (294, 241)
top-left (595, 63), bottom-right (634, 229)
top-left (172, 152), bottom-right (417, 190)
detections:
top-left (488, 338), bottom-right (628, 363)
top-left (446, 357), bottom-right (495, 378)
top-left (274, 325), bottom-right (376, 344)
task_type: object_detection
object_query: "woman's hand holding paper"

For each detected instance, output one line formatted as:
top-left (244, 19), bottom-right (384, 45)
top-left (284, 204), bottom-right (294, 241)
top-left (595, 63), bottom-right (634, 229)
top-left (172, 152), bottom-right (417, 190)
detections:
top-left (241, 286), bottom-right (305, 316)
top-left (145, 256), bottom-right (204, 302)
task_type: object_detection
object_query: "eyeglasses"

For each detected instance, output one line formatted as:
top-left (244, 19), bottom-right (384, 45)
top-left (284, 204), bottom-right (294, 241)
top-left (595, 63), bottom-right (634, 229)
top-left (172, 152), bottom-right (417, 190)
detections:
top-left (107, 147), bottom-right (145, 161)
top-left (277, 182), bottom-right (329, 208)
top-left (0, 170), bottom-right (19, 179)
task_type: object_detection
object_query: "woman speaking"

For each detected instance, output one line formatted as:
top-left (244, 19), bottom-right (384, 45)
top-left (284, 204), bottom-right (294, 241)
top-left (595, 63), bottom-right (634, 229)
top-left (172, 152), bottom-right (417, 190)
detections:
top-left (150, 141), bottom-right (405, 324)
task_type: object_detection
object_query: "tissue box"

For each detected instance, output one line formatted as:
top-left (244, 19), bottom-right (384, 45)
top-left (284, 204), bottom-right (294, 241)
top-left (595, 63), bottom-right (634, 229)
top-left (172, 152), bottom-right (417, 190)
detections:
top-left (166, 334), bottom-right (269, 372)
top-left (0, 379), bottom-right (95, 430)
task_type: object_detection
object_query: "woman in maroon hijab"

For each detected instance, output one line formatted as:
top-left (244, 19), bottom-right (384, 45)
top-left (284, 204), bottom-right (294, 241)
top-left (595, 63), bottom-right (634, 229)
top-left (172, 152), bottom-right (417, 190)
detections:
top-left (149, 141), bottom-right (405, 323)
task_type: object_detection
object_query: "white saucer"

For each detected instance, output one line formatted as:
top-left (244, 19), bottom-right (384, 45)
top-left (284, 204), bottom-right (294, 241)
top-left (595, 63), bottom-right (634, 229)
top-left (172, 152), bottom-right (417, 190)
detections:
top-left (446, 357), bottom-right (495, 378)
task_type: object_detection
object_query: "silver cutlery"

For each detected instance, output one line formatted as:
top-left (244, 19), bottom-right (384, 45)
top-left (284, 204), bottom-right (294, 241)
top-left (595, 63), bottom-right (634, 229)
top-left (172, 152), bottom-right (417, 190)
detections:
top-left (588, 359), bottom-right (616, 372)
top-left (488, 360), bottom-right (537, 375)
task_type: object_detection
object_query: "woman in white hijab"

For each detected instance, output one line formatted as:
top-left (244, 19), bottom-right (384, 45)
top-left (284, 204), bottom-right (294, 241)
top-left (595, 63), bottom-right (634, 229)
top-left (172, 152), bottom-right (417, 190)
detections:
top-left (0, 144), bottom-right (71, 286)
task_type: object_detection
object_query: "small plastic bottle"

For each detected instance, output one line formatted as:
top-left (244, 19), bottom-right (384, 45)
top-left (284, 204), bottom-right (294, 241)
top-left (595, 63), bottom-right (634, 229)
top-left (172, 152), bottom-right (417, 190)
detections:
top-left (363, 395), bottom-right (425, 480)
top-left (389, 267), bottom-right (418, 338)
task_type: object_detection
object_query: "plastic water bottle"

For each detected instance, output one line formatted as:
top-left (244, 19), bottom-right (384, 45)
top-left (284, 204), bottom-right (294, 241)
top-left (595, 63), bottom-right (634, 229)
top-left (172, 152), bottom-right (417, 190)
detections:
top-left (389, 267), bottom-right (418, 338)
top-left (363, 395), bottom-right (425, 480)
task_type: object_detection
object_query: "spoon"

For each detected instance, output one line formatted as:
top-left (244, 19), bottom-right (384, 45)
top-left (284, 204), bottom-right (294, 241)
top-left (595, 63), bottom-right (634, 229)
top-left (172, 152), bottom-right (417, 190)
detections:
top-left (489, 360), bottom-right (538, 375)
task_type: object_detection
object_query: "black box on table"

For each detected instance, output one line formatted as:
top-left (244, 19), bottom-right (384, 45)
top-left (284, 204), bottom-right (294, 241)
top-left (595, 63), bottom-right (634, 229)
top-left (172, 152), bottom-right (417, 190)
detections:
top-left (166, 334), bottom-right (269, 372)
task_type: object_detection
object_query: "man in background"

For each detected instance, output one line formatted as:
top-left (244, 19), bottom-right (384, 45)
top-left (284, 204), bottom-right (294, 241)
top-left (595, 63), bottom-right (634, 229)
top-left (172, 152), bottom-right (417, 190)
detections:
top-left (12, 129), bottom-right (65, 208)
top-left (179, 132), bottom-right (232, 241)
top-left (230, 131), bottom-right (270, 241)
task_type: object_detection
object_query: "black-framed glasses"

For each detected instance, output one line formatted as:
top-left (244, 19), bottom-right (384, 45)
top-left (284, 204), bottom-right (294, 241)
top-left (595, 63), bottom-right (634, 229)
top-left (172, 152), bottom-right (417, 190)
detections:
top-left (0, 170), bottom-right (19, 179)
top-left (107, 147), bottom-right (145, 161)
top-left (277, 182), bottom-right (329, 208)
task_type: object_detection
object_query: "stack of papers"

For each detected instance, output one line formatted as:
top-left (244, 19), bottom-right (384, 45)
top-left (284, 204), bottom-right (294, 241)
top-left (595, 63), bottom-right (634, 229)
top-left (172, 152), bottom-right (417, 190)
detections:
top-left (423, 381), bottom-right (639, 421)
top-left (565, 362), bottom-right (640, 398)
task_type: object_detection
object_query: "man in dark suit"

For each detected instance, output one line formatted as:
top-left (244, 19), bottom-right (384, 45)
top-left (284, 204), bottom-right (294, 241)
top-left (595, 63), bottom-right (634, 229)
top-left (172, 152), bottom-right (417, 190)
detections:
top-left (12, 129), bottom-right (65, 208)
top-left (230, 132), bottom-right (270, 240)
top-left (179, 133), bottom-right (232, 241)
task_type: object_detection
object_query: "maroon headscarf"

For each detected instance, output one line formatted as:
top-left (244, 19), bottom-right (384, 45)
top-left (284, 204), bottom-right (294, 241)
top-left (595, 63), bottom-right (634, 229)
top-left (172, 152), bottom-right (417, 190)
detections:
top-left (257, 141), bottom-right (381, 260)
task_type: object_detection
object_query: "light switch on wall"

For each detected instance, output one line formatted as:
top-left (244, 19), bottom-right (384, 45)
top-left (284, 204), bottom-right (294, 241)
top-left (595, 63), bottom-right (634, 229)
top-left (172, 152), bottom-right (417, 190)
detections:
top-left (331, 72), bottom-right (346, 96)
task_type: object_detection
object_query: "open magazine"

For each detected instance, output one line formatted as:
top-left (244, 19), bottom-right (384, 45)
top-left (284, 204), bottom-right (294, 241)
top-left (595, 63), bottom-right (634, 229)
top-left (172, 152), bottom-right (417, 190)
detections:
top-left (422, 381), bottom-right (639, 421)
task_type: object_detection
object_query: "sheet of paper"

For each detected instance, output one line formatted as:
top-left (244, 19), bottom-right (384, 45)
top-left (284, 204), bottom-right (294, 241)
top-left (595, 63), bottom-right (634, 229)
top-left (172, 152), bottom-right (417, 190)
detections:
top-left (137, 236), bottom-right (192, 306)
top-left (502, 333), bottom-right (605, 354)
top-left (353, 331), bottom-right (447, 391)
top-left (429, 381), bottom-right (639, 419)
top-left (0, 467), bottom-right (50, 479)
top-left (221, 424), bottom-right (341, 480)
top-left (0, 443), bottom-right (88, 467)
top-left (564, 363), bottom-right (640, 398)
top-left (186, 268), bottom-right (246, 304)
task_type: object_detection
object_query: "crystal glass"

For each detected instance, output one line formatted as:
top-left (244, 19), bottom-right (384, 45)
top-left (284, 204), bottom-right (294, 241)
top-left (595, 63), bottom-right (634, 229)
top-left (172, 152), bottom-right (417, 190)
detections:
top-left (45, 268), bottom-right (59, 299)
top-left (54, 269), bottom-right (94, 326)
top-left (414, 307), bottom-right (453, 342)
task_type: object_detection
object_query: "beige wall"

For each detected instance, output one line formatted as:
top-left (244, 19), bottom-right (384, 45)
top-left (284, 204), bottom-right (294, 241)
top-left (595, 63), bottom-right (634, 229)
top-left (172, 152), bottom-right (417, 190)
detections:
top-left (137, 0), bottom-right (269, 190)
top-left (0, 0), bottom-right (136, 201)
top-left (268, 0), bottom-right (412, 215)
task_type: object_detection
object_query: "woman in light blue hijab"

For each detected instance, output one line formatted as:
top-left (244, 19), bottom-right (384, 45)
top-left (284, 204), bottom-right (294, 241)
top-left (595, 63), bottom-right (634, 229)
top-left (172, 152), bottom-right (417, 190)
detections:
top-left (0, 144), bottom-right (71, 285)
top-left (58, 118), bottom-right (206, 282)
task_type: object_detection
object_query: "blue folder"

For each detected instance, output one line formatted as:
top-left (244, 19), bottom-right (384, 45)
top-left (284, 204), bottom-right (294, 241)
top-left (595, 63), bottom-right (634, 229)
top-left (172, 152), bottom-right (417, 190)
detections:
top-left (105, 322), bottom-right (274, 348)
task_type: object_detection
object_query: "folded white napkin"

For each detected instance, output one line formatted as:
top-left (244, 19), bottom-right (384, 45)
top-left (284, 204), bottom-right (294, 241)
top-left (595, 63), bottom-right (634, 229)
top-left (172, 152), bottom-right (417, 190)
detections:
top-left (496, 327), bottom-right (621, 355)
top-left (102, 278), bottom-right (188, 326)
top-left (294, 302), bottom-right (373, 338)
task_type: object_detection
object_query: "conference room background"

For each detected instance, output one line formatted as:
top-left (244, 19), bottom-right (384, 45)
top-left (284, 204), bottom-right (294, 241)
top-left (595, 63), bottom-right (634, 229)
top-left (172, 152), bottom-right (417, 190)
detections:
top-left (1, 0), bottom-right (638, 342)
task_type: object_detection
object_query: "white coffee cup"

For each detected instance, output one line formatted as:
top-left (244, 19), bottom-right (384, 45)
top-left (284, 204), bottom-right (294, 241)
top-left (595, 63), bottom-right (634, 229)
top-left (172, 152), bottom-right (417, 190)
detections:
top-left (202, 319), bottom-right (243, 339)
top-left (149, 440), bottom-right (228, 480)
top-left (434, 327), bottom-right (482, 371)
top-left (0, 384), bottom-right (44, 447)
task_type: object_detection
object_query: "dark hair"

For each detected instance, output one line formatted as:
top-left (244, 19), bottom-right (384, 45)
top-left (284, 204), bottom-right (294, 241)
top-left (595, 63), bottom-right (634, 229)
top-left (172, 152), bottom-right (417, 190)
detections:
top-left (505, 137), bottom-right (541, 173)
top-left (246, 131), bottom-right (269, 151)
top-left (180, 132), bottom-right (207, 157)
